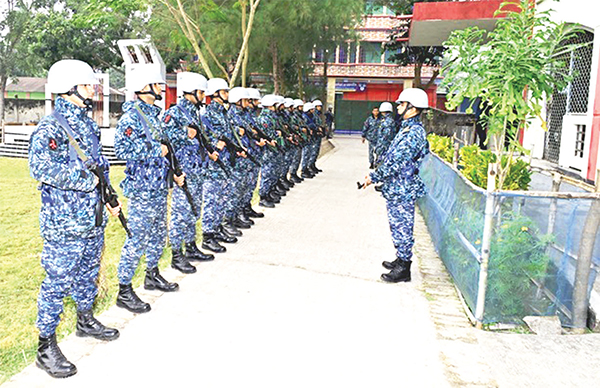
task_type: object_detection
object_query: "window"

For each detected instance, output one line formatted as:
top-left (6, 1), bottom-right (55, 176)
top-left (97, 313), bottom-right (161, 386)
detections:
top-left (349, 42), bottom-right (357, 64)
top-left (575, 124), bottom-right (586, 158)
top-left (338, 45), bottom-right (347, 64)
top-left (384, 47), bottom-right (401, 64)
top-left (359, 42), bottom-right (383, 64)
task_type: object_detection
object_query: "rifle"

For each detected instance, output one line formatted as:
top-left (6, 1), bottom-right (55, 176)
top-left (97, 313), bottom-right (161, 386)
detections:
top-left (161, 138), bottom-right (199, 218)
top-left (189, 123), bottom-right (231, 177)
top-left (52, 111), bottom-right (131, 237)
top-left (249, 125), bottom-right (279, 153)
top-left (219, 136), bottom-right (260, 166)
top-left (92, 164), bottom-right (132, 237)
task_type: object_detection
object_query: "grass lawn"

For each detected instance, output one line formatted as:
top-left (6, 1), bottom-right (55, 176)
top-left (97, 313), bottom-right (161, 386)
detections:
top-left (0, 157), bottom-right (172, 384)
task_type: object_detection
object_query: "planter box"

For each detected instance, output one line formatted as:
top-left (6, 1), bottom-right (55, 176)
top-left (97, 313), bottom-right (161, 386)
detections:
top-left (417, 153), bottom-right (600, 326)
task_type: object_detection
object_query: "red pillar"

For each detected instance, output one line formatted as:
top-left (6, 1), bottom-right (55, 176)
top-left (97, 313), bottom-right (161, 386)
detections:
top-left (587, 46), bottom-right (600, 182)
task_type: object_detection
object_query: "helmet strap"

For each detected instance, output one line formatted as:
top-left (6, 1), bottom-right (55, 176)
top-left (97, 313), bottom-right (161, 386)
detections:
top-left (136, 84), bottom-right (162, 101)
top-left (67, 86), bottom-right (93, 110)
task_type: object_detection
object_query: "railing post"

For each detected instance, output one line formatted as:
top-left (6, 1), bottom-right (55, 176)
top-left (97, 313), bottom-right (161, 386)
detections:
top-left (547, 172), bottom-right (562, 235)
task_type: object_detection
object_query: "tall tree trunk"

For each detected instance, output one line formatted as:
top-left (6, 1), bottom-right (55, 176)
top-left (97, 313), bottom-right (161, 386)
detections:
top-left (270, 41), bottom-right (281, 94)
top-left (229, 0), bottom-right (261, 87)
top-left (322, 55), bottom-right (329, 114)
top-left (297, 59), bottom-right (305, 100)
top-left (0, 75), bottom-right (7, 123)
top-left (414, 62), bottom-right (423, 89)
top-left (241, 0), bottom-right (248, 87)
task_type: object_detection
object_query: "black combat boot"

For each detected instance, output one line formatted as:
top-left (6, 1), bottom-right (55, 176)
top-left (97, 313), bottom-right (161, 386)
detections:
top-left (237, 212), bottom-right (254, 226)
top-left (222, 220), bottom-right (242, 237)
top-left (245, 203), bottom-right (264, 218)
top-left (185, 241), bottom-right (214, 261)
top-left (375, 185), bottom-right (383, 192)
top-left (202, 232), bottom-right (226, 253)
top-left (291, 173), bottom-right (303, 183)
top-left (312, 163), bottom-right (322, 173)
top-left (234, 214), bottom-right (252, 229)
top-left (217, 225), bottom-right (239, 242)
top-left (259, 195), bottom-right (275, 208)
top-left (381, 261), bottom-right (412, 283)
top-left (369, 162), bottom-right (375, 169)
top-left (116, 283), bottom-right (151, 313)
top-left (283, 176), bottom-right (295, 188)
top-left (171, 248), bottom-right (197, 274)
top-left (144, 267), bottom-right (179, 292)
top-left (301, 168), bottom-right (314, 179)
top-left (36, 334), bottom-right (77, 378)
top-left (382, 258), bottom-right (401, 270)
top-left (76, 309), bottom-right (120, 341)
top-left (281, 177), bottom-right (293, 189)
top-left (273, 184), bottom-right (287, 196)
top-left (268, 191), bottom-right (281, 203)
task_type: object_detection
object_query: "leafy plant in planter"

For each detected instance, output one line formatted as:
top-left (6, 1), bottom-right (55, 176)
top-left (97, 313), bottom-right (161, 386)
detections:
top-left (427, 133), bottom-right (454, 164)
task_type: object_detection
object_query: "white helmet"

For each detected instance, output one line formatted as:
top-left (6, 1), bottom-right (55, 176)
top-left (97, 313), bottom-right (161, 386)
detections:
top-left (284, 98), bottom-right (294, 108)
top-left (229, 87), bottom-right (250, 104)
top-left (313, 99), bottom-right (323, 107)
top-left (47, 59), bottom-right (99, 94)
top-left (303, 102), bottom-right (314, 112)
top-left (293, 99), bottom-right (304, 108)
top-left (261, 94), bottom-right (278, 107)
top-left (395, 88), bottom-right (429, 109)
top-left (128, 66), bottom-right (165, 93)
top-left (206, 78), bottom-right (229, 96)
top-left (273, 95), bottom-right (285, 106)
top-left (247, 88), bottom-right (261, 100)
top-left (178, 72), bottom-right (208, 93)
top-left (379, 102), bottom-right (393, 113)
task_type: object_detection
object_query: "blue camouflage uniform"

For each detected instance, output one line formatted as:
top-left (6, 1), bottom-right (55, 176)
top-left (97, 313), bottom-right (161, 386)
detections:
top-left (374, 113), bottom-right (397, 165)
top-left (201, 100), bottom-right (234, 233)
top-left (289, 109), bottom-right (306, 176)
top-left (310, 110), bottom-right (325, 165)
top-left (362, 114), bottom-right (380, 166)
top-left (370, 116), bottom-right (429, 263)
top-left (114, 100), bottom-right (170, 285)
top-left (162, 98), bottom-right (205, 250)
top-left (257, 109), bottom-right (280, 197)
top-left (301, 111), bottom-right (317, 171)
top-left (244, 107), bottom-right (264, 205)
top-left (29, 97), bottom-right (109, 337)
top-left (227, 104), bottom-right (255, 218)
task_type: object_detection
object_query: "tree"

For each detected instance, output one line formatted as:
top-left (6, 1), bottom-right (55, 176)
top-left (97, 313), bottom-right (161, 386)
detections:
top-left (0, 0), bottom-right (41, 121)
top-left (377, 0), bottom-right (444, 90)
top-left (440, 0), bottom-right (582, 326)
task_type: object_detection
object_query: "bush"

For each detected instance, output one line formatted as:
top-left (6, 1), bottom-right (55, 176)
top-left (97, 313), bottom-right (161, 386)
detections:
top-left (459, 145), bottom-right (531, 191)
top-left (427, 133), bottom-right (454, 164)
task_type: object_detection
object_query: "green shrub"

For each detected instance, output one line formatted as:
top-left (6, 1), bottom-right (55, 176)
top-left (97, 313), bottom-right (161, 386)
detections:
top-left (427, 133), bottom-right (454, 164)
top-left (459, 145), bottom-right (531, 191)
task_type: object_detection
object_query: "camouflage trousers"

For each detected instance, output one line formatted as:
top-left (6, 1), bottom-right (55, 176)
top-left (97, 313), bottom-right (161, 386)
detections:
top-left (37, 233), bottom-right (104, 337)
top-left (368, 140), bottom-right (376, 166)
top-left (386, 198), bottom-right (415, 262)
top-left (243, 166), bottom-right (260, 206)
top-left (310, 139), bottom-right (322, 165)
top-left (169, 176), bottom-right (203, 250)
top-left (289, 148), bottom-right (302, 175)
top-left (202, 178), bottom-right (230, 233)
top-left (225, 167), bottom-right (253, 219)
top-left (118, 195), bottom-right (167, 284)
top-left (301, 143), bottom-right (312, 170)
top-left (259, 152), bottom-right (279, 197)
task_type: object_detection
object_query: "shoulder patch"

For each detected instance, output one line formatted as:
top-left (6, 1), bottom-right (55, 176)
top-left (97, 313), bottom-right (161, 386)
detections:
top-left (49, 138), bottom-right (58, 150)
top-left (125, 128), bottom-right (133, 137)
top-left (164, 114), bottom-right (172, 123)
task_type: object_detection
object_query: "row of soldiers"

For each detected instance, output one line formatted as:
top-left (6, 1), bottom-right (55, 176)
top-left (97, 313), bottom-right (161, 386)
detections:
top-left (361, 102), bottom-right (400, 170)
top-left (28, 59), bottom-right (328, 378)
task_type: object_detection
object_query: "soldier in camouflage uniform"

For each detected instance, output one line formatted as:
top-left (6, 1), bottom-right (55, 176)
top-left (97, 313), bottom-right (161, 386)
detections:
top-left (258, 95), bottom-right (282, 207)
top-left (362, 107), bottom-right (381, 169)
top-left (162, 72), bottom-right (214, 274)
top-left (287, 99), bottom-right (307, 184)
top-left (115, 67), bottom-right (183, 314)
top-left (301, 102), bottom-right (317, 179)
top-left (310, 99), bottom-right (325, 173)
top-left (200, 78), bottom-right (241, 251)
top-left (225, 87), bottom-right (256, 230)
top-left (29, 60), bottom-right (120, 378)
top-left (373, 102), bottom-right (397, 167)
top-left (364, 89), bottom-right (430, 283)
top-left (242, 88), bottom-right (267, 218)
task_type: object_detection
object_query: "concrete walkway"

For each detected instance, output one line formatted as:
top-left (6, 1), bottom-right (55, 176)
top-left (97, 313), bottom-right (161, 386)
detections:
top-left (5, 137), bottom-right (600, 388)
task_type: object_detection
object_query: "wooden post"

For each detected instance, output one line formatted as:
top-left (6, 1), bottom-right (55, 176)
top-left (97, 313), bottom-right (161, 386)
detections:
top-left (453, 138), bottom-right (460, 169)
top-left (572, 169), bottom-right (600, 331)
top-left (547, 172), bottom-right (562, 235)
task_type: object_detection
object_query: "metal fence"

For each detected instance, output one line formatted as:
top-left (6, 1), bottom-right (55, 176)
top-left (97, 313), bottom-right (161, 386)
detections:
top-left (544, 29), bottom-right (594, 164)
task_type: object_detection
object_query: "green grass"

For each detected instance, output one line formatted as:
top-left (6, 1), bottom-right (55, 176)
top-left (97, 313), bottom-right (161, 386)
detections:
top-left (0, 157), bottom-right (172, 384)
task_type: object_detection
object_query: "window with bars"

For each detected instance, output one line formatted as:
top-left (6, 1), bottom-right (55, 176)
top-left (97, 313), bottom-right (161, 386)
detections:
top-left (359, 42), bottom-right (383, 64)
top-left (349, 42), bottom-right (357, 63)
top-left (338, 45), bottom-right (348, 64)
top-left (575, 124), bottom-right (586, 158)
top-left (544, 29), bottom-right (594, 164)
